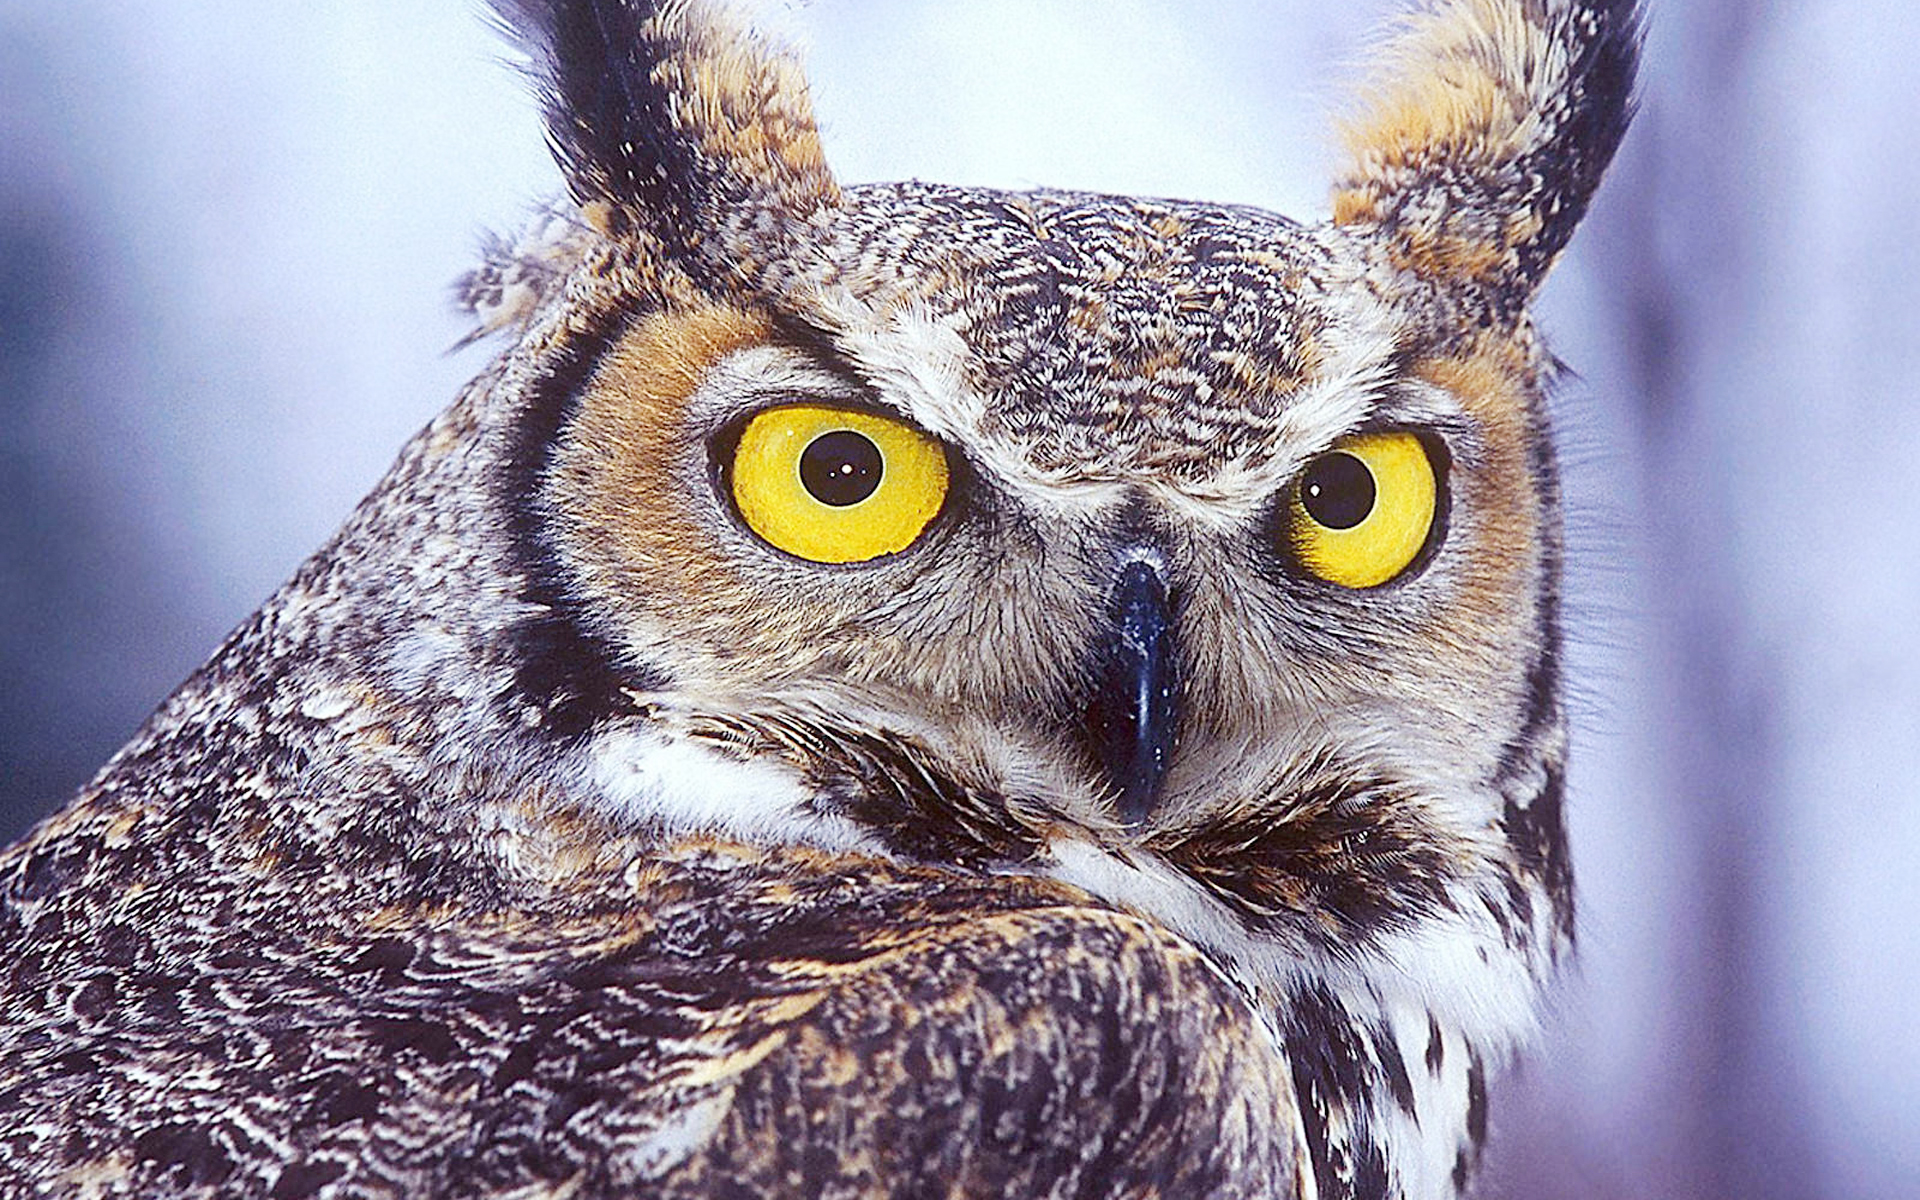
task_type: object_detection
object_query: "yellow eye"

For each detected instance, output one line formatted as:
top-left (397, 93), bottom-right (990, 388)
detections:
top-left (1288, 431), bottom-right (1438, 589)
top-left (729, 404), bottom-right (950, 564)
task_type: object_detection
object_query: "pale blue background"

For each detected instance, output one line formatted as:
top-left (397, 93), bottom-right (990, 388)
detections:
top-left (3, 2), bottom-right (1916, 1195)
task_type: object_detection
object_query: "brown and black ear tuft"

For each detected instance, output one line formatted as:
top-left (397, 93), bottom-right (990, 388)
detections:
top-left (492, 0), bottom-right (839, 267)
top-left (1331, 0), bottom-right (1641, 318)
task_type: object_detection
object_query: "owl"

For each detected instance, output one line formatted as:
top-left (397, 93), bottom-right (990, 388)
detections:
top-left (0, 1), bottom-right (1637, 1197)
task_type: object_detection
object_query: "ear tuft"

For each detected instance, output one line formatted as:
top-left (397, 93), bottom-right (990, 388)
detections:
top-left (1331, 0), bottom-right (1640, 313)
top-left (491, 0), bottom-right (839, 268)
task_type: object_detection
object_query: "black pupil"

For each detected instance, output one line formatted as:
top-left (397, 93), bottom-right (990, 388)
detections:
top-left (1300, 452), bottom-right (1376, 530)
top-left (799, 430), bottom-right (884, 507)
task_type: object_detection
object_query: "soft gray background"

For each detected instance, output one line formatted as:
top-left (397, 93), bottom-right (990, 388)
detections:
top-left (3, 1), bottom-right (1916, 1196)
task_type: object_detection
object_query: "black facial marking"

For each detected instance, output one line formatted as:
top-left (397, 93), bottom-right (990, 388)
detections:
top-left (506, 614), bottom-right (662, 740)
top-left (686, 713), bottom-right (1049, 868)
top-left (500, 310), bottom-right (663, 738)
top-left (1492, 633), bottom-right (1562, 788)
top-left (1503, 763), bottom-right (1574, 940)
top-left (1151, 768), bottom-right (1458, 951)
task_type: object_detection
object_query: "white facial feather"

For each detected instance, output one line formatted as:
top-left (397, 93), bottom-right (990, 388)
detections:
top-left (579, 722), bottom-right (880, 853)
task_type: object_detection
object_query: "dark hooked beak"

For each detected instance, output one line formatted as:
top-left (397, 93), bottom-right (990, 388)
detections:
top-left (1084, 558), bottom-right (1180, 825)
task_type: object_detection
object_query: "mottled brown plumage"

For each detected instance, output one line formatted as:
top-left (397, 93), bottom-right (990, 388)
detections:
top-left (0, 1), bottom-right (1638, 1196)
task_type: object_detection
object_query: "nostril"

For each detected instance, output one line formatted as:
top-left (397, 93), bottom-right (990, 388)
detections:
top-left (1082, 559), bottom-right (1180, 825)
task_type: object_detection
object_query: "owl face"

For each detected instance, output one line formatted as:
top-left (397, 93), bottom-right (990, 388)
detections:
top-left (548, 185), bottom-right (1537, 806)
top-left (478, 0), bottom-right (1628, 1031)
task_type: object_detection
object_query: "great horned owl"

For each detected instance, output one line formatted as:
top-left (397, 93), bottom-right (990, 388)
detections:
top-left (0, 1), bottom-right (1638, 1196)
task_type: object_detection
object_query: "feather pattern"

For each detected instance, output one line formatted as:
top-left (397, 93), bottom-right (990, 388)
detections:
top-left (0, 2), bottom-right (1636, 1196)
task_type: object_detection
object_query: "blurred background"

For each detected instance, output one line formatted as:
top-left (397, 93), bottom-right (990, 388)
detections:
top-left (2, 1), bottom-right (1915, 1195)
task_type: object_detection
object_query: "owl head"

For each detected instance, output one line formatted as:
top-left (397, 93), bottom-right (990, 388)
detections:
top-left (383, 0), bottom-right (1639, 1055)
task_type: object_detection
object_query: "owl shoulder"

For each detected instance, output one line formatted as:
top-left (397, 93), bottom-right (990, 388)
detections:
top-left (0, 812), bottom-right (1299, 1195)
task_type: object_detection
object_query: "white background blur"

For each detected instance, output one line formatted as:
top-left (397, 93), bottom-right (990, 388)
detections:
top-left (2, 2), bottom-right (1916, 1196)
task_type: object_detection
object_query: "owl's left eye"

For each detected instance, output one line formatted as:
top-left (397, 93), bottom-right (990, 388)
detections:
top-left (1286, 431), bottom-right (1439, 589)
top-left (727, 404), bottom-right (950, 564)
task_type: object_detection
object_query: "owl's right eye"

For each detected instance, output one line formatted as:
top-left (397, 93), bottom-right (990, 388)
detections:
top-left (1286, 431), bottom-right (1439, 589)
top-left (727, 404), bottom-right (950, 564)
